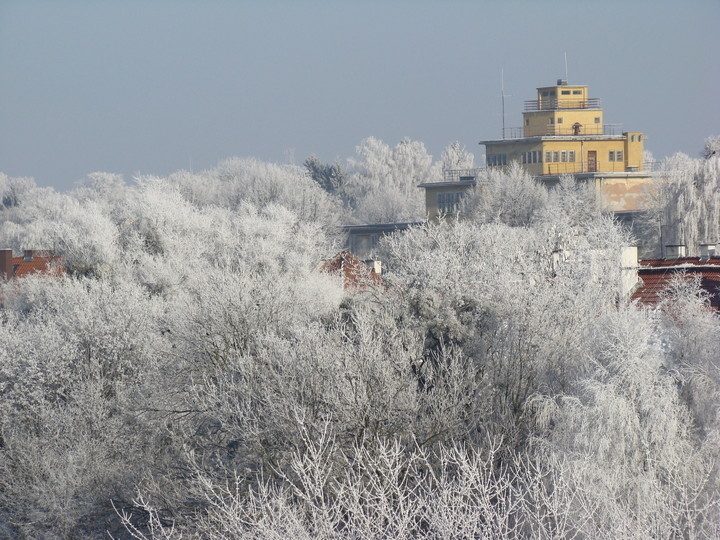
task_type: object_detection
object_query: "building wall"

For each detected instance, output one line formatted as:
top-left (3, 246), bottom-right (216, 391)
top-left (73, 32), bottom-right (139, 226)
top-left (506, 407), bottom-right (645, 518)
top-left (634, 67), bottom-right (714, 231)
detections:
top-left (424, 184), bottom-right (471, 222)
top-left (485, 134), bottom-right (644, 177)
top-left (524, 109), bottom-right (604, 137)
top-left (592, 175), bottom-right (654, 212)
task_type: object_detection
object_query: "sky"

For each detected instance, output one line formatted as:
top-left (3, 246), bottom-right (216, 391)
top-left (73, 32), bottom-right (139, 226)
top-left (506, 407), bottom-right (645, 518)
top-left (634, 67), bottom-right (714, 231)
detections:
top-left (1, 0), bottom-right (719, 191)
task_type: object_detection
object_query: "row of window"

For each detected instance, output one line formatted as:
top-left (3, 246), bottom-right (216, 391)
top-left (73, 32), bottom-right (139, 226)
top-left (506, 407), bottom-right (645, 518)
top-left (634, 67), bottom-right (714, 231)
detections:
top-left (541, 89), bottom-right (583, 97)
top-left (545, 150), bottom-right (576, 163)
top-left (486, 154), bottom-right (508, 167)
top-left (629, 134), bottom-right (643, 142)
top-left (487, 150), bottom-right (625, 167)
top-left (438, 192), bottom-right (463, 213)
top-left (496, 149), bottom-right (626, 165)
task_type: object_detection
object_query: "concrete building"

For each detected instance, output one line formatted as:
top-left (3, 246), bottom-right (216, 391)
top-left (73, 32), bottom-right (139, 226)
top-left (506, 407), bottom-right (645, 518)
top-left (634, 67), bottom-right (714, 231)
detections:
top-left (421, 79), bottom-right (654, 221)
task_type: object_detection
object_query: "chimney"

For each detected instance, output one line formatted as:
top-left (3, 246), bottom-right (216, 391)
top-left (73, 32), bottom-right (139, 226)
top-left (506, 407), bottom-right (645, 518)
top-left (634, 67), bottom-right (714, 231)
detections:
top-left (664, 245), bottom-right (687, 259)
top-left (699, 243), bottom-right (717, 261)
top-left (0, 249), bottom-right (13, 280)
top-left (365, 259), bottom-right (382, 275)
top-left (23, 249), bottom-right (34, 262)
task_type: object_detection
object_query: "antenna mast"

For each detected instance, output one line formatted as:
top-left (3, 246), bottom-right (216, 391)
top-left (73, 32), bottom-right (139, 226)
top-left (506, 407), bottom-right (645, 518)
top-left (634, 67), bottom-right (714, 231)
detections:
top-left (501, 69), bottom-right (507, 139)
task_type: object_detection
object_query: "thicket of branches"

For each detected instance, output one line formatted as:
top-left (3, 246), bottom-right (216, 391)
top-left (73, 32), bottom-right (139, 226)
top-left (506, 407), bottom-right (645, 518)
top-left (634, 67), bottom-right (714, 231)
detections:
top-left (0, 141), bottom-right (718, 539)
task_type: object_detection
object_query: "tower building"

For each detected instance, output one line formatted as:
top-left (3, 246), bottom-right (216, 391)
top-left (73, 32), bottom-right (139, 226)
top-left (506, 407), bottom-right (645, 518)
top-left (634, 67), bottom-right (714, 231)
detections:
top-left (421, 79), bottom-right (653, 221)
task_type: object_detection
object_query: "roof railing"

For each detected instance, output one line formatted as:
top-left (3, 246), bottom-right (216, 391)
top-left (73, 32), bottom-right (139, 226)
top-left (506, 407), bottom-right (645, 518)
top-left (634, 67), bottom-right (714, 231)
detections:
top-left (442, 167), bottom-right (485, 182)
top-left (524, 97), bottom-right (601, 111)
top-left (499, 124), bottom-right (624, 138)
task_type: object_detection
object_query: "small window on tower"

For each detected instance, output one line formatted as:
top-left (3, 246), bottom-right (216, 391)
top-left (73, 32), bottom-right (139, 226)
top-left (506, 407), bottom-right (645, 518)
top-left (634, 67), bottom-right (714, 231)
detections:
top-left (561, 151), bottom-right (567, 162)
top-left (545, 151), bottom-right (552, 163)
top-left (525, 119), bottom-right (530, 126)
top-left (568, 151), bottom-right (575, 162)
top-left (594, 117), bottom-right (601, 124)
top-left (557, 118), bottom-right (563, 124)
top-left (553, 151), bottom-right (559, 162)
top-left (572, 90), bottom-right (582, 95)
top-left (561, 90), bottom-right (571, 95)
top-left (617, 150), bottom-right (623, 162)
top-left (609, 151), bottom-right (616, 161)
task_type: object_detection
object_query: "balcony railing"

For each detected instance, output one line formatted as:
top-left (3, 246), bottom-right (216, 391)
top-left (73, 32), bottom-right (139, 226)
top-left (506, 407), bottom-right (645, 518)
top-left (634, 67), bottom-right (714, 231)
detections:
top-left (442, 167), bottom-right (484, 182)
top-left (500, 124), bottom-right (623, 138)
top-left (524, 98), bottom-right (601, 111)
top-left (541, 161), bottom-right (650, 175)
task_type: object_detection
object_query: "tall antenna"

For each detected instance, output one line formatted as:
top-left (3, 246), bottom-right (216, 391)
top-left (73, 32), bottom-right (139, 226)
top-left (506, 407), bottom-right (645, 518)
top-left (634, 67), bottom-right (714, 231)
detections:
top-left (501, 69), bottom-right (505, 138)
top-left (501, 69), bottom-right (511, 139)
top-left (564, 52), bottom-right (569, 82)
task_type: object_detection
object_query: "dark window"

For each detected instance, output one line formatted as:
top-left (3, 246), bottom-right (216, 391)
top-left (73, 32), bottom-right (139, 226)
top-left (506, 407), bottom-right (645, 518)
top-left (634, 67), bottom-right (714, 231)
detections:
top-left (438, 192), bottom-right (463, 214)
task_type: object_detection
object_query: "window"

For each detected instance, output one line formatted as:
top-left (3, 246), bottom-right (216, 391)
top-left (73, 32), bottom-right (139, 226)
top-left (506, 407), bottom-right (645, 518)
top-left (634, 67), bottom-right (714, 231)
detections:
top-left (550, 118), bottom-right (555, 124)
top-left (568, 151), bottom-right (575, 162)
top-left (561, 151), bottom-right (567, 162)
top-left (639, 135), bottom-right (643, 141)
top-left (438, 192), bottom-right (463, 214)
top-left (545, 151), bottom-right (552, 163)
top-left (525, 119), bottom-right (530, 126)
top-left (561, 90), bottom-right (571, 95)
top-left (594, 117), bottom-right (601, 123)
top-left (609, 151), bottom-right (616, 161)
top-left (521, 152), bottom-right (527, 164)
top-left (617, 150), bottom-right (623, 162)
top-left (630, 135), bottom-right (635, 142)
top-left (557, 117), bottom-right (563, 124)
top-left (572, 90), bottom-right (582, 95)
top-left (542, 91), bottom-right (549, 97)
top-left (553, 151), bottom-right (559, 162)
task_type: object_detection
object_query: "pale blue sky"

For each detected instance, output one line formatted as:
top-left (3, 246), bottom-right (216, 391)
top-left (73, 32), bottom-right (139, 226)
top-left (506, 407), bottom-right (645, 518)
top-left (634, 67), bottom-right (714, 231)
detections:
top-left (1, 0), bottom-right (718, 190)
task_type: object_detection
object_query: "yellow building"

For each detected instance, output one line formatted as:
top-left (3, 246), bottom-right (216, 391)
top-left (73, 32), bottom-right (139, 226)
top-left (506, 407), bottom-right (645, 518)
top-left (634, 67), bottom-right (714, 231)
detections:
top-left (422, 79), bottom-right (653, 221)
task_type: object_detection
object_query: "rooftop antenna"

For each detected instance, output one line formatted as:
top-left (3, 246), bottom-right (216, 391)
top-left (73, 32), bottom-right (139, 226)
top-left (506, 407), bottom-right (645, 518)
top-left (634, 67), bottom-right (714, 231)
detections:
top-left (501, 69), bottom-right (511, 139)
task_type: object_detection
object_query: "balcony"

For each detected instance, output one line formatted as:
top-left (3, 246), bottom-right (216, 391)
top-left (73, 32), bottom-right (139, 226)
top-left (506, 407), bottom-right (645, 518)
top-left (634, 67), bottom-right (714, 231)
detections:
top-left (524, 98), bottom-right (601, 111)
top-left (500, 124), bottom-right (623, 139)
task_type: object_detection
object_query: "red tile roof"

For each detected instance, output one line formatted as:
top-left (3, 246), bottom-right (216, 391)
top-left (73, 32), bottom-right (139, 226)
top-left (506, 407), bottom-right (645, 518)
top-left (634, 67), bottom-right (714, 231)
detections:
top-left (320, 251), bottom-right (382, 290)
top-left (631, 257), bottom-right (720, 310)
top-left (12, 255), bottom-right (64, 279)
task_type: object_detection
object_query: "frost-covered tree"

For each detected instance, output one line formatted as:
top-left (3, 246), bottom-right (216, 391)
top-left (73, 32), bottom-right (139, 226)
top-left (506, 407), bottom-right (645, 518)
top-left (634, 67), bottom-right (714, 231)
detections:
top-left (638, 140), bottom-right (720, 257)
top-left (440, 140), bottom-right (474, 171)
top-left (341, 137), bottom-right (440, 223)
top-left (0, 145), bottom-right (718, 538)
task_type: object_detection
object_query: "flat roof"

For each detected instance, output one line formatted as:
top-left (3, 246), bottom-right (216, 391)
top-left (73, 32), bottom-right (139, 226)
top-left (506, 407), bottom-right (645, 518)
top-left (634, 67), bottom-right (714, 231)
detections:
top-left (417, 179), bottom-right (477, 189)
top-left (480, 135), bottom-right (627, 145)
top-left (341, 222), bottom-right (423, 233)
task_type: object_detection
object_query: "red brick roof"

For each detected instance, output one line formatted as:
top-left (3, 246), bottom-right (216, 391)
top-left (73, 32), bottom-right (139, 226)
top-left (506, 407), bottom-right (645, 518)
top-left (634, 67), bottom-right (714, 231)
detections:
top-left (631, 257), bottom-right (720, 310)
top-left (320, 251), bottom-right (382, 290)
top-left (6, 250), bottom-right (65, 280)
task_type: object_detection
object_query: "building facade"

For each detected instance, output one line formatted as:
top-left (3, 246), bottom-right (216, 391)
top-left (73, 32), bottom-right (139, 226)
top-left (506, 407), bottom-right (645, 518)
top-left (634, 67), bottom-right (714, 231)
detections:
top-left (422, 79), bottom-right (654, 221)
